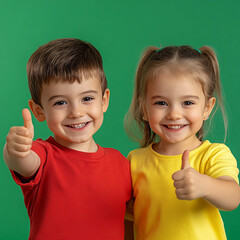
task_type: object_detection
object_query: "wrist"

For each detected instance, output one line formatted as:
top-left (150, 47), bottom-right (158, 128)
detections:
top-left (199, 173), bottom-right (211, 199)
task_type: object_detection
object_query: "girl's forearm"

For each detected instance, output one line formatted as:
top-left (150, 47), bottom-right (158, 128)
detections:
top-left (203, 175), bottom-right (240, 211)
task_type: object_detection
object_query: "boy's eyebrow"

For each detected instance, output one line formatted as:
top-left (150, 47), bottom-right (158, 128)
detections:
top-left (48, 90), bottom-right (99, 102)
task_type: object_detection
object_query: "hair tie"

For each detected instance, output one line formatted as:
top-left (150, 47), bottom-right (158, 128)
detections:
top-left (156, 47), bottom-right (164, 53)
top-left (194, 49), bottom-right (201, 54)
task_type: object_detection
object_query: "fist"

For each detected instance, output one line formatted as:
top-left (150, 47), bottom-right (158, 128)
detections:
top-left (172, 150), bottom-right (204, 200)
top-left (6, 109), bottom-right (34, 158)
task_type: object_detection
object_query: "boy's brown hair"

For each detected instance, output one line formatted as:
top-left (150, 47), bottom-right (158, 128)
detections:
top-left (27, 38), bottom-right (107, 106)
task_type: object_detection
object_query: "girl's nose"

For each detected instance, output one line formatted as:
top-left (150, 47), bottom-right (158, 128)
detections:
top-left (166, 107), bottom-right (182, 120)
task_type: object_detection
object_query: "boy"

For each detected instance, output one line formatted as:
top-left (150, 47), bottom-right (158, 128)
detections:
top-left (3, 38), bottom-right (132, 240)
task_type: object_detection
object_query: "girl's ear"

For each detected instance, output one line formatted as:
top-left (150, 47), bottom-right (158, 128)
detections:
top-left (102, 88), bottom-right (110, 113)
top-left (139, 97), bottom-right (148, 121)
top-left (204, 97), bottom-right (216, 120)
top-left (28, 99), bottom-right (46, 122)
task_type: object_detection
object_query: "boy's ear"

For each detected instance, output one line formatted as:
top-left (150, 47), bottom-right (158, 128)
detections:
top-left (102, 88), bottom-right (110, 113)
top-left (28, 99), bottom-right (46, 122)
top-left (204, 97), bottom-right (216, 120)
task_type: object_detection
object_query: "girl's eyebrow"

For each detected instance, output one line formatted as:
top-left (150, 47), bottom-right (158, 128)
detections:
top-left (151, 95), bottom-right (200, 100)
top-left (48, 90), bottom-right (98, 102)
top-left (151, 95), bottom-right (166, 100)
top-left (181, 95), bottom-right (200, 100)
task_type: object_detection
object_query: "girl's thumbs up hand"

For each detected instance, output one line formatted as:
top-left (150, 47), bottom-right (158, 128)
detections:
top-left (181, 150), bottom-right (190, 170)
top-left (172, 150), bottom-right (205, 200)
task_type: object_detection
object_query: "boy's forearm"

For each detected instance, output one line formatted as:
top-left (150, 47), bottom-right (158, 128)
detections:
top-left (3, 144), bottom-right (40, 178)
top-left (203, 175), bottom-right (240, 211)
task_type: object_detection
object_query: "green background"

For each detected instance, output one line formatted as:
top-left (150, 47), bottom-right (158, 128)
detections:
top-left (1, 0), bottom-right (239, 239)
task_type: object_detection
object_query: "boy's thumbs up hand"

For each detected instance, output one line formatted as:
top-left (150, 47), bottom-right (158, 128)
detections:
top-left (22, 108), bottom-right (34, 139)
top-left (172, 150), bottom-right (205, 200)
top-left (6, 109), bottom-right (34, 159)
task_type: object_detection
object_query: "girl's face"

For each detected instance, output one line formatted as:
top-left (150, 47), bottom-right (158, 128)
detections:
top-left (143, 69), bottom-right (215, 153)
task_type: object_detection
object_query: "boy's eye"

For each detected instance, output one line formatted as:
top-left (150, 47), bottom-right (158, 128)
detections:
top-left (54, 100), bottom-right (67, 106)
top-left (183, 101), bottom-right (194, 106)
top-left (82, 97), bottom-right (94, 102)
top-left (154, 101), bottom-right (167, 106)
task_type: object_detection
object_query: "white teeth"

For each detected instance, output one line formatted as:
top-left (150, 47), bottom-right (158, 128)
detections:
top-left (68, 123), bottom-right (87, 129)
top-left (167, 125), bottom-right (182, 129)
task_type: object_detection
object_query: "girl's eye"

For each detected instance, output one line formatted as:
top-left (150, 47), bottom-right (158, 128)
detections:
top-left (82, 97), bottom-right (94, 102)
top-left (54, 100), bottom-right (67, 106)
top-left (154, 101), bottom-right (167, 106)
top-left (183, 101), bottom-right (194, 106)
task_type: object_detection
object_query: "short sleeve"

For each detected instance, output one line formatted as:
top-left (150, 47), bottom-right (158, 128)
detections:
top-left (11, 139), bottom-right (47, 189)
top-left (205, 144), bottom-right (239, 184)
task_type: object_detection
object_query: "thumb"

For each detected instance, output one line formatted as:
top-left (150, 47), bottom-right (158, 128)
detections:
top-left (22, 108), bottom-right (34, 138)
top-left (181, 150), bottom-right (190, 170)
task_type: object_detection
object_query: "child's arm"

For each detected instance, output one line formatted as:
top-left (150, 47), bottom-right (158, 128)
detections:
top-left (3, 109), bottom-right (40, 178)
top-left (172, 151), bottom-right (240, 211)
top-left (124, 220), bottom-right (134, 240)
top-left (124, 198), bottom-right (134, 240)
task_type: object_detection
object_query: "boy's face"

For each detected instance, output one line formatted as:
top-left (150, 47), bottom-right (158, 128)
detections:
top-left (30, 77), bottom-right (109, 152)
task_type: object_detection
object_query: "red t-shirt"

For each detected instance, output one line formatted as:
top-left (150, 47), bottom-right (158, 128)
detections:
top-left (11, 137), bottom-right (132, 240)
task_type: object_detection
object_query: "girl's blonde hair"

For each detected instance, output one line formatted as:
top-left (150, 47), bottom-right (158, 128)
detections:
top-left (125, 45), bottom-right (227, 148)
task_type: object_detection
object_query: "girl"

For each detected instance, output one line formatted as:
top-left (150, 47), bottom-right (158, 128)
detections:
top-left (125, 45), bottom-right (240, 240)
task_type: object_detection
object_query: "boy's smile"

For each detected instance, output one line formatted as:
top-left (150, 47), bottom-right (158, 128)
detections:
top-left (30, 78), bottom-right (109, 152)
top-left (66, 122), bottom-right (89, 129)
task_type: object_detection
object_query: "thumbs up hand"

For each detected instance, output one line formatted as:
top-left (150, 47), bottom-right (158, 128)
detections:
top-left (22, 108), bottom-right (34, 139)
top-left (6, 109), bottom-right (34, 159)
top-left (180, 150), bottom-right (191, 170)
top-left (172, 150), bottom-right (205, 200)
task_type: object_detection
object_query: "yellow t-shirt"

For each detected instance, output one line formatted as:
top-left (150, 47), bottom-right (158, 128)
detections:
top-left (128, 141), bottom-right (239, 240)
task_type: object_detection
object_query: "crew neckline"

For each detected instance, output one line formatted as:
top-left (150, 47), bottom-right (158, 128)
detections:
top-left (46, 136), bottom-right (105, 161)
top-left (148, 140), bottom-right (210, 159)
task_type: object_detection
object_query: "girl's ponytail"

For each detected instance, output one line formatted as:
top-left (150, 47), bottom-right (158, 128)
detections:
top-left (125, 46), bottom-right (159, 148)
top-left (200, 46), bottom-right (227, 141)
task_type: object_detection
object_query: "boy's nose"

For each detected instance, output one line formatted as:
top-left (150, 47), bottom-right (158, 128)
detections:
top-left (68, 104), bottom-right (84, 118)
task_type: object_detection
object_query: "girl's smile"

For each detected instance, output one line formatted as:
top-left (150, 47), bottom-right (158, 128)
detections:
top-left (162, 124), bottom-right (188, 131)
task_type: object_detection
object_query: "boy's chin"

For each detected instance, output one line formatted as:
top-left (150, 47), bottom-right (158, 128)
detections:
top-left (53, 135), bottom-right (98, 152)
